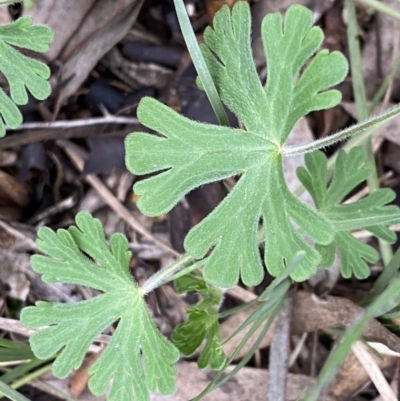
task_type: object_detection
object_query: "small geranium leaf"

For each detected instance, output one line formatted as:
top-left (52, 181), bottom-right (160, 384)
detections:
top-left (20, 212), bottom-right (179, 401)
top-left (126, 2), bottom-right (348, 287)
top-left (0, 16), bottom-right (53, 136)
top-left (297, 148), bottom-right (400, 279)
top-left (172, 274), bottom-right (225, 370)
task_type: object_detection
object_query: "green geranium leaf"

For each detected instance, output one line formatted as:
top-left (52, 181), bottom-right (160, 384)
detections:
top-left (126, 2), bottom-right (349, 287)
top-left (20, 212), bottom-right (179, 401)
top-left (172, 274), bottom-right (225, 370)
top-left (0, 16), bottom-right (53, 136)
top-left (297, 148), bottom-right (399, 278)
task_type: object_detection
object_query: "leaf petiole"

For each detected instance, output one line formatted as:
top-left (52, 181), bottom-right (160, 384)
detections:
top-left (140, 253), bottom-right (194, 295)
top-left (161, 257), bottom-right (210, 286)
top-left (283, 103), bottom-right (400, 156)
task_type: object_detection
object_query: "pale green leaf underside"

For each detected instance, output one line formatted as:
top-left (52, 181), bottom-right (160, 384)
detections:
top-left (21, 212), bottom-right (179, 401)
top-left (0, 16), bottom-right (53, 136)
top-left (297, 148), bottom-right (400, 278)
top-left (126, 2), bottom-right (347, 287)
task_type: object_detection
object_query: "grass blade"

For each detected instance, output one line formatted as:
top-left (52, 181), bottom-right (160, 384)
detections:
top-left (345, 0), bottom-right (393, 265)
top-left (361, 246), bottom-right (400, 306)
top-left (192, 299), bottom-right (284, 400)
top-left (302, 277), bottom-right (400, 401)
top-left (173, 0), bottom-right (230, 126)
top-left (356, 0), bottom-right (400, 21)
top-left (0, 380), bottom-right (31, 401)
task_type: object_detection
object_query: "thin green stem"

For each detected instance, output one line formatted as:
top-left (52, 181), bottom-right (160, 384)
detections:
top-left (356, 0), bottom-right (400, 21)
top-left (282, 103), bottom-right (400, 156)
top-left (346, 0), bottom-right (393, 266)
top-left (140, 254), bottom-right (193, 295)
top-left (360, 246), bottom-right (400, 306)
top-left (304, 277), bottom-right (400, 401)
top-left (33, 381), bottom-right (78, 401)
top-left (173, 0), bottom-right (230, 126)
top-left (10, 364), bottom-right (52, 391)
top-left (0, 381), bottom-right (30, 401)
top-left (193, 298), bottom-right (284, 400)
top-left (0, 358), bottom-right (51, 384)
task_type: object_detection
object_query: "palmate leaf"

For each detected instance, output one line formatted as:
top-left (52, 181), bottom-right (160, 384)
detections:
top-left (172, 274), bottom-right (225, 370)
top-left (297, 148), bottom-right (399, 279)
top-left (126, 2), bottom-right (349, 287)
top-left (20, 212), bottom-right (179, 401)
top-left (0, 16), bottom-right (53, 136)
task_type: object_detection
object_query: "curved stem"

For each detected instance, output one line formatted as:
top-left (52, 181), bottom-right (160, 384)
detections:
top-left (282, 103), bottom-right (400, 156)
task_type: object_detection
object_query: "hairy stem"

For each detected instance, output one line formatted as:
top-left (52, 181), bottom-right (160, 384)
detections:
top-left (282, 103), bottom-right (400, 156)
top-left (140, 254), bottom-right (193, 295)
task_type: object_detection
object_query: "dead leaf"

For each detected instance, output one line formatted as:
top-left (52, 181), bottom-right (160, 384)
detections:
top-left (27, 0), bottom-right (145, 108)
top-left (70, 350), bottom-right (103, 398)
top-left (327, 349), bottom-right (396, 400)
top-left (352, 341), bottom-right (397, 401)
top-left (0, 170), bottom-right (30, 221)
top-left (31, 361), bottom-right (324, 401)
top-left (0, 249), bottom-right (30, 301)
top-left (101, 47), bottom-right (173, 90)
top-left (24, 0), bottom-right (97, 60)
top-left (221, 291), bottom-right (400, 359)
top-left (150, 362), bottom-right (323, 401)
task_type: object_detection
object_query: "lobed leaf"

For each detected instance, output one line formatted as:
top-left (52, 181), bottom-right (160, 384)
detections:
top-left (172, 274), bottom-right (225, 370)
top-left (0, 16), bottom-right (53, 136)
top-left (297, 148), bottom-right (399, 278)
top-left (126, 96), bottom-right (275, 217)
top-left (21, 212), bottom-right (179, 401)
top-left (126, 2), bottom-right (348, 287)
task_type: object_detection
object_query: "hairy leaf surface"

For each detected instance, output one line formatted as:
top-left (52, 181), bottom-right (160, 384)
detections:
top-left (172, 274), bottom-right (225, 370)
top-left (0, 16), bottom-right (53, 136)
top-left (21, 212), bottom-right (179, 401)
top-left (297, 148), bottom-right (399, 278)
top-left (126, 2), bottom-right (349, 287)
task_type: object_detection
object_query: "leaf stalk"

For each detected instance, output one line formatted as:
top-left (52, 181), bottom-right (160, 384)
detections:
top-left (140, 253), bottom-right (193, 295)
top-left (282, 103), bottom-right (400, 156)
